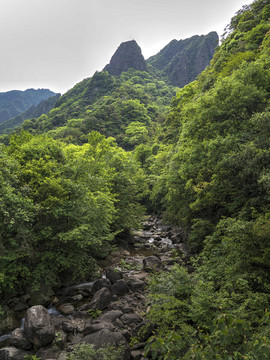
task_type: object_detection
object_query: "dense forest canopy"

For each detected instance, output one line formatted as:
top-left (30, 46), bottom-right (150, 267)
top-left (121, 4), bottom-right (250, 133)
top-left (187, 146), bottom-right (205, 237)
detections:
top-left (1, 0), bottom-right (270, 358)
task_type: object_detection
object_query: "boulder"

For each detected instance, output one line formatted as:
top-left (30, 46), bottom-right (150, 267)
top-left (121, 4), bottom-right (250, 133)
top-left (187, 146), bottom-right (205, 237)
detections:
top-left (57, 303), bottom-right (74, 316)
top-left (36, 345), bottom-right (61, 360)
top-left (13, 303), bottom-right (27, 312)
top-left (99, 310), bottom-right (123, 323)
top-left (89, 287), bottom-right (113, 311)
top-left (91, 278), bottom-right (111, 294)
top-left (143, 256), bottom-right (164, 273)
top-left (120, 313), bottom-right (143, 326)
top-left (0, 334), bottom-right (11, 348)
top-left (0, 309), bottom-right (20, 335)
top-left (82, 329), bottom-right (131, 360)
top-left (111, 280), bottom-right (129, 296)
top-left (60, 320), bottom-right (77, 333)
top-left (24, 305), bottom-right (55, 348)
top-left (9, 329), bottom-right (32, 350)
top-left (105, 268), bottom-right (123, 284)
top-left (83, 321), bottom-right (115, 335)
top-left (128, 278), bottom-right (145, 292)
top-left (0, 347), bottom-right (28, 360)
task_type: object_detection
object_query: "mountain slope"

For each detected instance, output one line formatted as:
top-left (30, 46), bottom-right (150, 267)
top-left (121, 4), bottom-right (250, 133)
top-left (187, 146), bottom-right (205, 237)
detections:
top-left (147, 31), bottom-right (219, 87)
top-left (20, 69), bottom-right (176, 147)
top-left (0, 93), bottom-right (60, 134)
top-left (0, 88), bottom-right (57, 124)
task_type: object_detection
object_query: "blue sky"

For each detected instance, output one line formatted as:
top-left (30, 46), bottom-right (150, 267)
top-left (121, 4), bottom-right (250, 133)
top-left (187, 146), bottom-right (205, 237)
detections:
top-left (0, 0), bottom-right (251, 94)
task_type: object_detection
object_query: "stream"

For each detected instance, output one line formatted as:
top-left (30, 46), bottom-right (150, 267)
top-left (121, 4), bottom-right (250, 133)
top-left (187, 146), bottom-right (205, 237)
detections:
top-left (0, 216), bottom-right (188, 359)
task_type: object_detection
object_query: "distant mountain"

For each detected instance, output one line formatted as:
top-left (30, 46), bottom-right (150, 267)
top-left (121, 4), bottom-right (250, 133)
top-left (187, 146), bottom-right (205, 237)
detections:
top-left (0, 93), bottom-right (60, 134)
top-left (4, 35), bottom-right (219, 142)
top-left (147, 32), bottom-right (219, 87)
top-left (104, 40), bottom-right (148, 75)
top-left (0, 88), bottom-right (57, 124)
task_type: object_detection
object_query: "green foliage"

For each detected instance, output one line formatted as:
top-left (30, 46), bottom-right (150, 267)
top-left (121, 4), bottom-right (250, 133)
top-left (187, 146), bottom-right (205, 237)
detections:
top-left (124, 121), bottom-right (148, 148)
top-left (66, 343), bottom-right (124, 360)
top-left (0, 131), bottom-right (146, 294)
top-left (24, 356), bottom-right (41, 360)
top-left (18, 69), bottom-right (175, 148)
top-left (185, 312), bottom-right (270, 360)
top-left (86, 308), bottom-right (102, 319)
top-left (143, 1), bottom-right (270, 359)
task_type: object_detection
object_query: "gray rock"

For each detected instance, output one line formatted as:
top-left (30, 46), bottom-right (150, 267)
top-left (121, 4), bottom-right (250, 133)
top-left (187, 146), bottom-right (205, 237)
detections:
top-left (91, 278), bottom-right (111, 294)
top-left (104, 40), bottom-right (147, 76)
top-left (120, 313), bottom-right (143, 325)
top-left (143, 256), bottom-right (164, 272)
top-left (131, 350), bottom-right (142, 360)
top-left (21, 294), bottom-right (31, 303)
top-left (60, 320), bottom-right (76, 333)
top-left (13, 303), bottom-right (27, 312)
top-left (99, 310), bottom-right (123, 323)
top-left (72, 294), bottom-right (83, 302)
top-left (0, 347), bottom-right (28, 360)
top-left (175, 243), bottom-right (189, 255)
top-left (122, 329), bottom-right (132, 342)
top-left (57, 303), bottom-right (74, 316)
top-left (83, 329), bottom-right (131, 360)
top-left (0, 310), bottom-right (20, 335)
top-left (9, 329), bottom-right (32, 350)
top-left (111, 279), bottom-right (129, 296)
top-left (36, 345), bottom-right (61, 360)
top-left (24, 305), bottom-right (55, 348)
top-left (89, 287), bottom-right (113, 311)
top-left (83, 321), bottom-right (115, 335)
top-left (105, 268), bottom-right (123, 284)
top-left (128, 279), bottom-right (145, 292)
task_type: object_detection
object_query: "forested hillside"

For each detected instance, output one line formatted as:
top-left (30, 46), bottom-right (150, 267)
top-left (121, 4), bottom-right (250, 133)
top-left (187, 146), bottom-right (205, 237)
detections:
top-left (19, 69), bottom-right (176, 149)
top-left (140, 0), bottom-right (270, 358)
top-left (1, 0), bottom-right (270, 358)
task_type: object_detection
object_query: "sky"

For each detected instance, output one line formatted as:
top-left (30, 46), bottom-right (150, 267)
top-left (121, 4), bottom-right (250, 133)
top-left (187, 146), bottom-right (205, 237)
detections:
top-left (0, 0), bottom-right (251, 94)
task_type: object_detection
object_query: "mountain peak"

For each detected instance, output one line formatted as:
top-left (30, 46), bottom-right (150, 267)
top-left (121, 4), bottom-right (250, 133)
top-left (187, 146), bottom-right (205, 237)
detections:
top-left (147, 32), bottom-right (219, 87)
top-left (104, 40), bottom-right (147, 75)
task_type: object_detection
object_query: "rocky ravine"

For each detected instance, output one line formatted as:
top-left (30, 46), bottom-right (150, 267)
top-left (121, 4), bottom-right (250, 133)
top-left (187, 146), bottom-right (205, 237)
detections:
top-left (0, 216), bottom-right (190, 360)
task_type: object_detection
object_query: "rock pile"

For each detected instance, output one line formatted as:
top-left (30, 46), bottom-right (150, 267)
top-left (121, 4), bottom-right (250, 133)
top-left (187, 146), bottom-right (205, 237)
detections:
top-left (0, 216), bottom-right (190, 360)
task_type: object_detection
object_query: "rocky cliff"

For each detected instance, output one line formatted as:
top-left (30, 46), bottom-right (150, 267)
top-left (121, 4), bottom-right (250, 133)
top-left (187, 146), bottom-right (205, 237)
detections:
top-left (147, 31), bottom-right (219, 87)
top-left (104, 40), bottom-right (148, 75)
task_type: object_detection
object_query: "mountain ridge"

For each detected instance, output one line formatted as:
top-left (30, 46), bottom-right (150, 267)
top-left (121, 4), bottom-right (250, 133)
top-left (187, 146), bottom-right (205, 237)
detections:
top-left (147, 31), bottom-right (219, 87)
top-left (0, 88), bottom-right (57, 124)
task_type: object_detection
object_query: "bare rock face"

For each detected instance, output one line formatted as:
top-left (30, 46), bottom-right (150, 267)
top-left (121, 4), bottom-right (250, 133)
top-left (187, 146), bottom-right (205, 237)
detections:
top-left (104, 40), bottom-right (147, 75)
top-left (24, 305), bottom-right (55, 348)
top-left (147, 31), bottom-right (219, 87)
